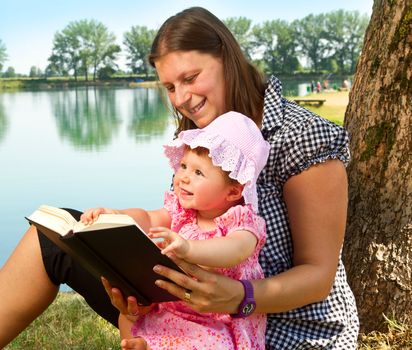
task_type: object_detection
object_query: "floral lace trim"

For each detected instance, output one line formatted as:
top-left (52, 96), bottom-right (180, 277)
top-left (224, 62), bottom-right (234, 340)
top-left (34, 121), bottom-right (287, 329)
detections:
top-left (164, 129), bottom-right (260, 210)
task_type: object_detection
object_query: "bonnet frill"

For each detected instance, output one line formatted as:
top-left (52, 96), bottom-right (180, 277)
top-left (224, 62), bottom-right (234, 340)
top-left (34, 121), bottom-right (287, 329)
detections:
top-left (164, 111), bottom-right (270, 212)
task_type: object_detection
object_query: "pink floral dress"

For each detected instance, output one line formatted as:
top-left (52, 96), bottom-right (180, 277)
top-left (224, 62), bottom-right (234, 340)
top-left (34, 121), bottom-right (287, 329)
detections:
top-left (131, 191), bottom-right (267, 349)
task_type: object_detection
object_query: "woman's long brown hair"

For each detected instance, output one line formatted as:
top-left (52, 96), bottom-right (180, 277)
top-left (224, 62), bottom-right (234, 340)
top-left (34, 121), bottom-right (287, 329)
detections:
top-left (149, 7), bottom-right (266, 133)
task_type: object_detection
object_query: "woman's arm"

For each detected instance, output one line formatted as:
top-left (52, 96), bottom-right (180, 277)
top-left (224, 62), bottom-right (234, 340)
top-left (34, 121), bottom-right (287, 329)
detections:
top-left (151, 159), bottom-right (348, 314)
top-left (253, 159), bottom-right (347, 311)
top-left (150, 227), bottom-right (258, 268)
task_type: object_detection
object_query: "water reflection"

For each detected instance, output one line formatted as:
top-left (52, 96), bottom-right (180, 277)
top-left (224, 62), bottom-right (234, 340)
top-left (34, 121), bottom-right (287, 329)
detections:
top-left (128, 88), bottom-right (170, 142)
top-left (0, 86), bottom-right (176, 271)
top-left (51, 87), bottom-right (120, 150)
top-left (50, 87), bottom-right (171, 149)
top-left (0, 97), bottom-right (8, 144)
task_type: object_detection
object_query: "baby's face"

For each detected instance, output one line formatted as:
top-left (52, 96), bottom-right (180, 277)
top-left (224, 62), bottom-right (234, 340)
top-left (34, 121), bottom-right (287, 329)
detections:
top-left (173, 149), bottom-right (233, 213)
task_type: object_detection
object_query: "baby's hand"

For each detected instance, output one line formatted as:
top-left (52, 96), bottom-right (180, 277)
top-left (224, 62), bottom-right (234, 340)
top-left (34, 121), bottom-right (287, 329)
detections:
top-left (149, 227), bottom-right (190, 259)
top-left (81, 207), bottom-right (118, 224)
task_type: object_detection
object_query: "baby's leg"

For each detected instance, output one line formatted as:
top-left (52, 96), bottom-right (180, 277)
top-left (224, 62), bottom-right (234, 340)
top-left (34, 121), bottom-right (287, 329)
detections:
top-left (119, 313), bottom-right (134, 339)
top-left (119, 315), bottom-right (151, 350)
top-left (120, 337), bottom-right (151, 350)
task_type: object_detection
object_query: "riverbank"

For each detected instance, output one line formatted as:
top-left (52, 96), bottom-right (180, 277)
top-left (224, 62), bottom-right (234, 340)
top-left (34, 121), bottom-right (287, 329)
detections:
top-left (5, 292), bottom-right (410, 349)
top-left (0, 73), bottom-right (350, 92)
top-left (0, 77), bottom-right (158, 91)
top-left (0, 77), bottom-right (349, 125)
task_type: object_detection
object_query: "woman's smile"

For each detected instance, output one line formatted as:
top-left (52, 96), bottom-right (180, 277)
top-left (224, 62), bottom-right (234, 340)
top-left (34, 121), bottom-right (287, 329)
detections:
top-left (187, 98), bottom-right (206, 115)
top-left (155, 50), bottom-right (226, 128)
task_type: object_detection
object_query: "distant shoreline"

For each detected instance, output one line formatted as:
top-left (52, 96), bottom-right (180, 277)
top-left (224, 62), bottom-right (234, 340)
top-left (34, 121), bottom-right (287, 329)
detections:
top-left (0, 73), bottom-right (351, 92)
top-left (0, 77), bottom-right (159, 91)
top-left (0, 77), bottom-right (349, 125)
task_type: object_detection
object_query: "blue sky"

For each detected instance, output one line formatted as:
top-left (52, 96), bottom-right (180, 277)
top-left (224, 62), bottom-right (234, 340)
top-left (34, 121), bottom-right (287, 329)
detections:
top-left (0, 0), bottom-right (373, 74)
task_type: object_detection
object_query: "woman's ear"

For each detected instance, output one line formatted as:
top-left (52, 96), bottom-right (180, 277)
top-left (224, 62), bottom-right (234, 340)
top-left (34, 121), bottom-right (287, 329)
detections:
top-left (226, 183), bottom-right (244, 203)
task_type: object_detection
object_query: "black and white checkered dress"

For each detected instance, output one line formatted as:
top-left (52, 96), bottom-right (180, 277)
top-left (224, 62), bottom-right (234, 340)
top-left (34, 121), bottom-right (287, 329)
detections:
top-left (257, 76), bottom-right (359, 349)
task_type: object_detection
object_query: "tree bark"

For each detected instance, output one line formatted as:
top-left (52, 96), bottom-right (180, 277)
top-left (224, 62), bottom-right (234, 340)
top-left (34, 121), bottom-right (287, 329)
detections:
top-left (343, 0), bottom-right (412, 333)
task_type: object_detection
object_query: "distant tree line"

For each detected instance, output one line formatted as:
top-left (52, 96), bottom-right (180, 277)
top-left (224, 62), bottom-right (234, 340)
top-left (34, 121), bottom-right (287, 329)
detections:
top-left (0, 39), bottom-right (7, 73)
top-left (0, 9), bottom-right (369, 79)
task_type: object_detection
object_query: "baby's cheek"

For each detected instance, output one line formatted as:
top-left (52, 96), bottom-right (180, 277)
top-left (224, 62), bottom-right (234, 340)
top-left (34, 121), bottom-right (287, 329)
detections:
top-left (172, 176), bottom-right (180, 191)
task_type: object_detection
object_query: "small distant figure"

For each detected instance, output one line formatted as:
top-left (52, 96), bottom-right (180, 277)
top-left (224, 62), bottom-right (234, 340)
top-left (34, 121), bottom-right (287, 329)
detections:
top-left (342, 79), bottom-right (350, 90)
top-left (310, 81), bottom-right (315, 93)
top-left (316, 81), bottom-right (321, 93)
top-left (323, 80), bottom-right (329, 91)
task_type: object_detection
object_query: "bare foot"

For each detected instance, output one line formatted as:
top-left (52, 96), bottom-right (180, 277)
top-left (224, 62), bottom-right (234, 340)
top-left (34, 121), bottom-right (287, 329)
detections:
top-left (120, 337), bottom-right (150, 350)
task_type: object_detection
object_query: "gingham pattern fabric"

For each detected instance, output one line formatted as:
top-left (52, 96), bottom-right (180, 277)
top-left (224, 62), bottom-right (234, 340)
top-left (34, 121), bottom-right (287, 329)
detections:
top-left (257, 76), bottom-right (359, 349)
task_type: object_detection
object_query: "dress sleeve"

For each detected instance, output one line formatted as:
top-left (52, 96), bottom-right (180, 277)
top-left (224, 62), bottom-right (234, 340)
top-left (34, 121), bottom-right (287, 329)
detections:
top-left (163, 190), bottom-right (195, 232)
top-left (279, 115), bottom-right (350, 185)
top-left (163, 190), bottom-right (178, 215)
top-left (217, 205), bottom-right (266, 252)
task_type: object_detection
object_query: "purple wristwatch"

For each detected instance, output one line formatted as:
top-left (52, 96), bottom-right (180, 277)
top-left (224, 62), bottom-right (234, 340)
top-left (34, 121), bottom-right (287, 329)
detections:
top-left (231, 279), bottom-right (256, 318)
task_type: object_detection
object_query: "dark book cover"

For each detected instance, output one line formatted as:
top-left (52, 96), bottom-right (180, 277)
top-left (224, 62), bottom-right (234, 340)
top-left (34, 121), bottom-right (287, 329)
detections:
top-left (27, 219), bottom-right (183, 305)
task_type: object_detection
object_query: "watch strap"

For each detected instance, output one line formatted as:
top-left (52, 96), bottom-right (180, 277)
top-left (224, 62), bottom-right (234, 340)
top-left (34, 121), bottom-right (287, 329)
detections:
top-left (231, 279), bottom-right (256, 318)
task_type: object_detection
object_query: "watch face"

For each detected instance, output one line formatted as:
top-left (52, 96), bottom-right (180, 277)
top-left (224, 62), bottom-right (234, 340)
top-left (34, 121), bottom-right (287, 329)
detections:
top-left (242, 302), bottom-right (256, 316)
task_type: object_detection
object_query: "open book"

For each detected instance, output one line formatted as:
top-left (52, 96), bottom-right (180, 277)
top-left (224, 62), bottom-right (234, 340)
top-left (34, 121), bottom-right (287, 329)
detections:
top-left (26, 205), bottom-right (183, 305)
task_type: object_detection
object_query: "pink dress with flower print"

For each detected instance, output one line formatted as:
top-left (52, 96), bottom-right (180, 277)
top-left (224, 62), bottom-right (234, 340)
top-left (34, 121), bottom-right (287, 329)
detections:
top-left (131, 191), bottom-right (267, 349)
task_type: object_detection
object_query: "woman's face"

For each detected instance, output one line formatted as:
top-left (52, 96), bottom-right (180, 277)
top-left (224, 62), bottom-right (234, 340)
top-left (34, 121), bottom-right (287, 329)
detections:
top-left (154, 50), bottom-right (226, 128)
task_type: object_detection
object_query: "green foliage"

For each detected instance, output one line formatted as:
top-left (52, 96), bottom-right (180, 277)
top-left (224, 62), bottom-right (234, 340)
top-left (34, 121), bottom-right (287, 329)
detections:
top-left (29, 66), bottom-right (43, 77)
top-left (98, 66), bottom-right (116, 79)
top-left (5, 293), bottom-right (120, 350)
top-left (224, 17), bottom-right (254, 59)
top-left (3, 66), bottom-right (16, 78)
top-left (48, 19), bottom-right (120, 81)
top-left (293, 13), bottom-right (329, 73)
top-left (324, 10), bottom-right (370, 74)
top-left (319, 57), bottom-right (339, 73)
top-left (123, 26), bottom-right (156, 78)
top-left (252, 19), bottom-right (300, 74)
top-left (291, 10), bottom-right (369, 74)
top-left (0, 39), bottom-right (7, 72)
top-left (9, 10), bottom-right (370, 78)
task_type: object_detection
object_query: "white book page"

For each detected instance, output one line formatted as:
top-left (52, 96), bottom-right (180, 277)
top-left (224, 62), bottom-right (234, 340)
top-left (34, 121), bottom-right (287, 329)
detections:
top-left (77, 214), bottom-right (164, 245)
top-left (28, 205), bottom-right (77, 236)
top-left (74, 214), bottom-right (139, 233)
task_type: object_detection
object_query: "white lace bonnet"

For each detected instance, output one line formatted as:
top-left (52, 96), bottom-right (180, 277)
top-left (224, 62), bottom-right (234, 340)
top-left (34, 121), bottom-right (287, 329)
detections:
top-left (163, 111), bottom-right (270, 211)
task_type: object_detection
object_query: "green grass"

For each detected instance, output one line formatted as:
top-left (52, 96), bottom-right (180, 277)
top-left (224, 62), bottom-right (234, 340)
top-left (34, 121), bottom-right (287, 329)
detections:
top-left (358, 315), bottom-right (412, 349)
top-left (287, 91), bottom-right (349, 126)
top-left (304, 104), bottom-right (346, 126)
top-left (5, 293), bottom-right (411, 349)
top-left (5, 293), bottom-right (120, 350)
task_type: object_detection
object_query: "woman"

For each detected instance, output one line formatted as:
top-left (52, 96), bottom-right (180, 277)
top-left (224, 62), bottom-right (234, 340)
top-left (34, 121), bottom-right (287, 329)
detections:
top-left (0, 7), bottom-right (359, 349)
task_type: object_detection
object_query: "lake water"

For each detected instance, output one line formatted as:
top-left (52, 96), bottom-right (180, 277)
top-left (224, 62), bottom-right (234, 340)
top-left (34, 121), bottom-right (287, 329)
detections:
top-left (0, 87), bottom-right (176, 278)
top-left (0, 79), bottom-right (331, 276)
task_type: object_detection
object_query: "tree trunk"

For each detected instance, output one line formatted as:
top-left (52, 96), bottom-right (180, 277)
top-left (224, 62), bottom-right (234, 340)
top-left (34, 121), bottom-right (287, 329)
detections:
top-left (343, 0), bottom-right (412, 333)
